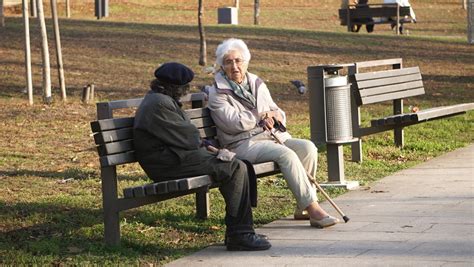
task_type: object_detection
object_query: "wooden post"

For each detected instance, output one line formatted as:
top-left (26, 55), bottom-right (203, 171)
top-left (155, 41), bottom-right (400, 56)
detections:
top-left (1, 0), bottom-right (4, 27)
top-left (90, 83), bottom-right (95, 101)
top-left (66, 0), bottom-right (70, 17)
top-left (254, 0), bottom-right (260, 25)
top-left (82, 85), bottom-right (90, 103)
top-left (23, 0), bottom-right (34, 105)
top-left (51, 0), bottom-right (67, 101)
top-left (37, 0), bottom-right (52, 104)
top-left (30, 0), bottom-right (37, 17)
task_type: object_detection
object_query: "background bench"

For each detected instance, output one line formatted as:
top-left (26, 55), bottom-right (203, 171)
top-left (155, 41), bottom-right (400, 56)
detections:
top-left (338, 4), bottom-right (413, 34)
top-left (90, 93), bottom-right (280, 245)
top-left (308, 58), bottom-right (474, 187)
top-left (348, 58), bottom-right (474, 164)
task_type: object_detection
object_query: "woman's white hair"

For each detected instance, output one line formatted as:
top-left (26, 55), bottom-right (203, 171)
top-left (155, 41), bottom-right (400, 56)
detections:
top-left (215, 38), bottom-right (251, 67)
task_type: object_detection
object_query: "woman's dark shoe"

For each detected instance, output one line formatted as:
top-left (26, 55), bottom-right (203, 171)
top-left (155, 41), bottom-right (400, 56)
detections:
top-left (226, 233), bottom-right (271, 251)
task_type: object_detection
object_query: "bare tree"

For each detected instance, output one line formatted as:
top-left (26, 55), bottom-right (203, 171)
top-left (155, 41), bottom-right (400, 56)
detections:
top-left (66, 0), bottom-right (71, 17)
top-left (51, 0), bottom-right (66, 101)
top-left (198, 0), bottom-right (207, 66)
top-left (37, 0), bottom-right (52, 103)
top-left (30, 0), bottom-right (37, 18)
top-left (22, 0), bottom-right (34, 105)
top-left (1, 0), bottom-right (4, 27)
top-left (254, 0), bottom-right (260, 25)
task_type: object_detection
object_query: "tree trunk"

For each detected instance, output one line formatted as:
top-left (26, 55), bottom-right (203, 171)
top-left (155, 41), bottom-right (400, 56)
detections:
top-left (30, 0), bottom-right (37, 18)
top-left (234, 0), bottom-right (239, 9)
top-left (66, 0), bottom-right (71, 17)
top-left (23, 0), bottom-right (34, 105)
top-left (51, 0), bottom-right (66, 101)
top-left (37, 0), bottom-right (52, 104)
top-left (198, 0), bottom-right (207, 66)
top-left (1, 0), bottom-right (4, 27)
top-left (254, 0), bottom-right (260, 25)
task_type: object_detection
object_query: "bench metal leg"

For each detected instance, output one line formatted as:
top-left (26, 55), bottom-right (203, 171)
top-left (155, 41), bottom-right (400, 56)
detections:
top-left (351, 139), bottom-right (363, 163)
top-left (195, 187), bottom-right (210, 219)
top-left (394, 99), bottom-right (404, 147)
top-left (101, 166), bottom-right (121, 246)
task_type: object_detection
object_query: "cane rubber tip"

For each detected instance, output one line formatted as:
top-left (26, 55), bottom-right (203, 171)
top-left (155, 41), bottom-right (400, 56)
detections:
top-left (343, 216), bottom-right (350, 223)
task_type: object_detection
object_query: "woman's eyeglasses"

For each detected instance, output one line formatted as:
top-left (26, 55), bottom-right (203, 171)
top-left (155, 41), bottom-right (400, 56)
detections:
top-left (224, 58), bottom-right (245, 67)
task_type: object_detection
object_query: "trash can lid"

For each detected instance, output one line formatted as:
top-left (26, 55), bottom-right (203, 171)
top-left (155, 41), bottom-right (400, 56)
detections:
top-left (324, 75), bottom-right (347, 87)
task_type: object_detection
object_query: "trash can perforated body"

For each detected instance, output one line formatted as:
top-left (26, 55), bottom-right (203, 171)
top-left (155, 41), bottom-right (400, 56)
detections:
top-left (325, 75), bottom-right (353, 144)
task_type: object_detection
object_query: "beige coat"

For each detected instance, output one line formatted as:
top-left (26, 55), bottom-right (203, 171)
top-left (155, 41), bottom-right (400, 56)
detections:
top-left (208, 71), bottom-right (291, 148)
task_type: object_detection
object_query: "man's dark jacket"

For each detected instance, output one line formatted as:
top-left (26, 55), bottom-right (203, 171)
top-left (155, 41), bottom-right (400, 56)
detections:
top-left (133, 91), bottom-right (215, 180)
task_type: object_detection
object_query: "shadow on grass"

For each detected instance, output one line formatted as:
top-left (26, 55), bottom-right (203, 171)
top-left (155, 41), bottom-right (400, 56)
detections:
top-left (0, 168), bottom-right (97, 180)
top-left (0, 198), bottom-right (219, 264)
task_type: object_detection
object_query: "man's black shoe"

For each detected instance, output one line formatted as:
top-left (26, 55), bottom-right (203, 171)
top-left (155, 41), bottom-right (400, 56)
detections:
top-left (226, 233), bottom-right (271, 251)
top-left (224, 233), bottom-right (268, 245)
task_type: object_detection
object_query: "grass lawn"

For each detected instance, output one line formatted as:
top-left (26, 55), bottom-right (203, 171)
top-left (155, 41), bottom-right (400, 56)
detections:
top-left (1, 0), bottom-right (473, 265)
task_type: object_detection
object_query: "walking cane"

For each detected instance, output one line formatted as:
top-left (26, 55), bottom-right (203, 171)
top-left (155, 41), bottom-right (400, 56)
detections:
top-left (263, 125), bottom-right (350, 223)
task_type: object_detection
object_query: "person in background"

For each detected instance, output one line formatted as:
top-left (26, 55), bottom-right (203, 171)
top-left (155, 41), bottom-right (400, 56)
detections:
top-left (207, 38), bottom-right (340, 229)
top-left (353, 0), bottom-right (374, 33)
top-left (384, 0), bottom-right (417, 34)
top-left (133, 62), bottom-right (271, 251)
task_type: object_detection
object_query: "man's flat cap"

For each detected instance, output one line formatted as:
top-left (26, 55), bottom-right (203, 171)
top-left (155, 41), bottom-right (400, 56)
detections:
top-left (154, 62), bottom-right (194, 85)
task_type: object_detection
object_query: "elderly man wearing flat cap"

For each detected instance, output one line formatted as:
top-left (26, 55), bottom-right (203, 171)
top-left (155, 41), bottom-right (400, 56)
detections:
top-left (133, 62), bottom-right (271, 251)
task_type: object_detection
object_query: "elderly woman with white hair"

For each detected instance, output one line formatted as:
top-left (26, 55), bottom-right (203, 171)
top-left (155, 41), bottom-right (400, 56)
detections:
top-left (208, 38), bottom-right (339, 228)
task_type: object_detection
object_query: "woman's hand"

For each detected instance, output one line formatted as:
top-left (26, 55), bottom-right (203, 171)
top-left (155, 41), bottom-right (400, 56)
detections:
top-left (264, 110), bottom-right (283, 122)
top-left (260, 116), bottom-right (275, 130)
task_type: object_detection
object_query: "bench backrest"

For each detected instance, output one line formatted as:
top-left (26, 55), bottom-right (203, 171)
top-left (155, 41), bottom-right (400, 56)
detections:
top-left (339, 5), bottom-right (410, 23)
top-left (351, 66), bottom-right (424, 106)
top-left (90, 93), bottom-right (213, 167)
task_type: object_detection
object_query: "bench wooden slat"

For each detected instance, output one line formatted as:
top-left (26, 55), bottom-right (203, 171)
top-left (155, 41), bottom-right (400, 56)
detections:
top-left (359, 80), bottom-right (424, 97)
top-left (415, 103), bottom-right (474, 121)
top-left (253, 162), bottom-right (280, 177)
top-left (190, 117), bottom-right (214, 128)
top-left (91, 117), bottom-right (134, 132)
top-left (185, 107), bottom-right (210, 119)
top-left (346, 6), bottom-right (410, 18)
top-left (93, 127), bottom-right (133, 145)
top-left (353, 67), bottom-right (425, 105)
top-left (355, 58), bottom-right (402, 69)
top-left (178, 175), bottom-right (213, 190)
top-left (355, 67), bottom-right (420, 82)
top-left (369, 104), bottom-right (474, 127)
top-left (97, 139), bottom-right (134, 156)
top-left (123, 175), bottom-right (213, 199)
top-left (99, 151), bottom-right (136, 167)
top-left (198, 127), bottom-right (217, 138)
top-left (362, 87), bottom-right (425, 105)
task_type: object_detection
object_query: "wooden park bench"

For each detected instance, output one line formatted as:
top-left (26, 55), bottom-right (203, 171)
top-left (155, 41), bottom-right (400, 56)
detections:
top-left (318, 58), bottom-right (474, 184)
top-left (338, 4), bottom-right (414, 34)
top-left (90, 93), bottom-right (280, 245)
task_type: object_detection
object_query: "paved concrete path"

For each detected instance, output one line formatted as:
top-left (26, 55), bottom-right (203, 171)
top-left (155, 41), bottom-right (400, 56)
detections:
top-left (166, 144), bottom-right (474, 267)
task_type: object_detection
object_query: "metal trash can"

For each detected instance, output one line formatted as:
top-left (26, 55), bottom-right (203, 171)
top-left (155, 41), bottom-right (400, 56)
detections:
top-left (218, 7), bottom-right (238, 25)
top-left (325, 74), bottom-right (353, 143)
